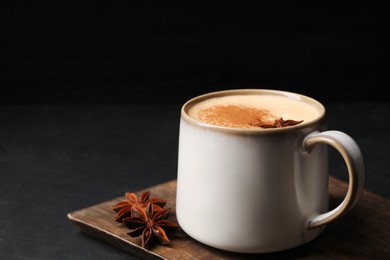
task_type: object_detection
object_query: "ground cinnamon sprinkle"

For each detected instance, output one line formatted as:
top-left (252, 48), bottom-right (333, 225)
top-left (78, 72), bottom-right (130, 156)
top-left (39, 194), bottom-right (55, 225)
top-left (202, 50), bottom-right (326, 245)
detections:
top-left (198, 104), bottom-right (275, 129)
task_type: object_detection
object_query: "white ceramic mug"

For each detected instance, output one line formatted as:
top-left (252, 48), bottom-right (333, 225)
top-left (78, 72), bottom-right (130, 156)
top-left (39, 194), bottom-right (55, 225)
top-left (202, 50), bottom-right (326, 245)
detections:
top-left (176, 89), bottom-right (366, 253)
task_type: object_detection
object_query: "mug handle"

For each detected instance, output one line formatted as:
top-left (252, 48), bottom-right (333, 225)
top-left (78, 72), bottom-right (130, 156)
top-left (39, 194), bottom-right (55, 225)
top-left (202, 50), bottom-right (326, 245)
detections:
top-left (303, 130), bottom-right (366, 229)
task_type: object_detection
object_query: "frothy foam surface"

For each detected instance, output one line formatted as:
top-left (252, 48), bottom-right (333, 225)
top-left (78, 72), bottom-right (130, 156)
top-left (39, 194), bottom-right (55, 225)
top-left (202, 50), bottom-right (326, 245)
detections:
top-left (187, 94), bottom-right (320, 129)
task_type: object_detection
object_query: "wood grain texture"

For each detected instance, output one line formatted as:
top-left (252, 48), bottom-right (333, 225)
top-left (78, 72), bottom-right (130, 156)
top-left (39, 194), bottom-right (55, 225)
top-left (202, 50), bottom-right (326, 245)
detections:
top-left (67, 177), bottom-right (390, 259)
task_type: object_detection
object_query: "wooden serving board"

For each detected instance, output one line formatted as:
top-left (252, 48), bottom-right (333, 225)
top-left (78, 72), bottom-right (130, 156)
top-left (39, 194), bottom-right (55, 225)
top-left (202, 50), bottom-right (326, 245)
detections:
top-left (67, 177), bottom-right (390, 259)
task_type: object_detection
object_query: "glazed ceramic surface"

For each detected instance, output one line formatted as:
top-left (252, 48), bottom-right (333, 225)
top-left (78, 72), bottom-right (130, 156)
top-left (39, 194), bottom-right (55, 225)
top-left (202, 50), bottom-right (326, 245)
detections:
top-left (176, 89), bottom-right (366, 253)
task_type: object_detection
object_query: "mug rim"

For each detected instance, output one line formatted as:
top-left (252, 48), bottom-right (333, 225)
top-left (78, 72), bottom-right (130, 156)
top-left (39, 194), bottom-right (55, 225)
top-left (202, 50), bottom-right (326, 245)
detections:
top-left (181, 89), bottom-right (326, 134)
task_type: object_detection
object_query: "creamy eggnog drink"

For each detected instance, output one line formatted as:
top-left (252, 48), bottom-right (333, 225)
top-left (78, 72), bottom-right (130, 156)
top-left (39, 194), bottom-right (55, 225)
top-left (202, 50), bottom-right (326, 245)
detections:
top-left (177, 89), bottom-right (366, 253)
top-left (187, 93), bottom-right (320, 129)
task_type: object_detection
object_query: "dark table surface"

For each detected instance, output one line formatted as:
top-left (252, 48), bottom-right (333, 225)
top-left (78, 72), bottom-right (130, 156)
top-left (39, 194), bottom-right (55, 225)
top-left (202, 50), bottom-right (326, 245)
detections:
top-left (0, 100), bottom-right (389, 259)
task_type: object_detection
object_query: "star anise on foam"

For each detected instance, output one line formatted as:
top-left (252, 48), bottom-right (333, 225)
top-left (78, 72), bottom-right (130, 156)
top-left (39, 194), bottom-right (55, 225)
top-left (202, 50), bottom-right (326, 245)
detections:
top-left (123, 202), bottom-right (179, 248)
top-left (112, 191), bottom-right (167, 222)
top-left (257, 117), bottom-right (304, 128)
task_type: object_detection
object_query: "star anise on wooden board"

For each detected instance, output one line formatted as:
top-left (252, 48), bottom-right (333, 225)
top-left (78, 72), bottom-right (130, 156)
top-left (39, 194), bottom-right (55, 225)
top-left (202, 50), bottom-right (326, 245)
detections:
top-left (257, 117), bottom-right (304, 128)
top-left (123, 202), bottom-right (179, 248)
top-left (112, 191), bottom-right (167, 222)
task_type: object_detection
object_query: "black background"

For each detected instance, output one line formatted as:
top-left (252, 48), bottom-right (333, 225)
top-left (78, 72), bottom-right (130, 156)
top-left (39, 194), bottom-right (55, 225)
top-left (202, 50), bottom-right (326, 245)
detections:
top-left (4, 2), bottom-right (389, 104)
top-left (2, 3), bottom-right (390, 260)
